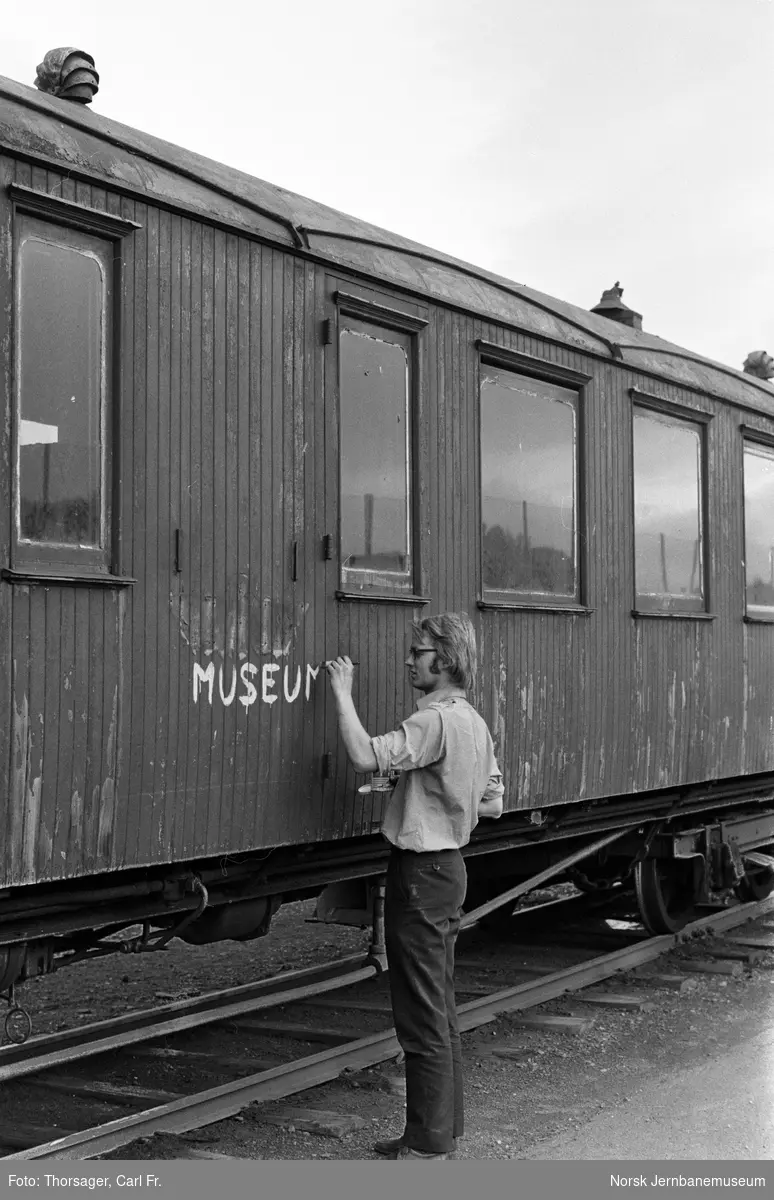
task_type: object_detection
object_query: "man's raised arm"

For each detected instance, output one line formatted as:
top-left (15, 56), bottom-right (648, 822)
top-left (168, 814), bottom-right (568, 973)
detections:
top-left (325, 656), bottom-right (378, 774)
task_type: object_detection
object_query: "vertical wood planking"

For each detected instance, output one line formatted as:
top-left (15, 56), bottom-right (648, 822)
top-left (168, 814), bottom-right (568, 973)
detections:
top-left (164, 212), bottom-right (182, 856)
top-left (25, 584), bottom-right (47, 876)
top-left (43, 590), bottom-right (67, 871)
top-left (124, 200), bottom-right (148, 866)
top-left (140, 203), bottom-right (161, 861)
top-left (2, 151), bottom-right (774, 894)
top-left (426, 308), bottom-right (439, 605)
top-left (84, 587), bottom-right (106, 864)
top-left (183, 219), bottom-right (203, 858)
top-left (302, 261), bottom-right (323, 839)
top-left (229, 234), bottom-right (252, 845)
top-left (321, 269), bottom-right (339, 837)
top-left (206, 227), bottom-right (227, 851)
top-left (297, 259), bottom-right (318, 838)
top-left (154, 207), bottom-right (172, 858)
top-left (450, 310), bottom-right (461, 610)
top-left (251, 245), bottom-right (275, 846)
top-left (283, 255), bottom-right (306, 838)
top-left (0, 156), bottom-right (15, 874)
top-left (171, 216), bottom-right (192, 858)
top-left (436, 309), bottom-right (449, 606)
top-left (244, 240), bottom-right (264, 846)
top-left (69, 589), bottom-right (90, 863)
top-left (267, 250), bottom-right (285, 826)
top-left (9, 587), bottom-right (32, 881)
top-left (197, 223), bottom-right (216, 854)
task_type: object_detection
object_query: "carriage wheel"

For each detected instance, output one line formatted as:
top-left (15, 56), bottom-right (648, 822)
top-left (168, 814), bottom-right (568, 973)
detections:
top-left (634, 856), bottom-right (703, 934)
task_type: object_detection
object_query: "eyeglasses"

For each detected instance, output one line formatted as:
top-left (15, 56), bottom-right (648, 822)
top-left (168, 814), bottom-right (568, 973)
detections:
top-left (407, 646), bottom-right (436, 661)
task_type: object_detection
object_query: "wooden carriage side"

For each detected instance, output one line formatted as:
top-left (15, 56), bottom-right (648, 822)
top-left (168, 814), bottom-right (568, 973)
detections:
top-left (0, 74), bottom-right (773, 911)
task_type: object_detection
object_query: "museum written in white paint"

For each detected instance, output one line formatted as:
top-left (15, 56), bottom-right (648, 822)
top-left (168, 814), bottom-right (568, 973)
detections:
top-left (193, 659), bottom-right (321, 708)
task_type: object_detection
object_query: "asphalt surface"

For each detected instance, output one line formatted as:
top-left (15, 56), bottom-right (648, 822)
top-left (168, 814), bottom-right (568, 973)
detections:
top-left (529, 1021), bottom-right (774, 1160)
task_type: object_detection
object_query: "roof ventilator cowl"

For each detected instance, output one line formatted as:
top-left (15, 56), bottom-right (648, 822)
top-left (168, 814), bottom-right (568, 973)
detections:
top-left (34, 48), bottom-right (99, 104)
top-left (742, 351), bottom-right (774, 381)
top-left (591, 281), bottom-right (642, 331)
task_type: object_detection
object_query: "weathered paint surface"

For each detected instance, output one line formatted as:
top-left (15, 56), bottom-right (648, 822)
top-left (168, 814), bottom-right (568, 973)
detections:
top-left (192, 658), bottom-right (322, 708)
top-left (0, 105), bottom-right (773, 891)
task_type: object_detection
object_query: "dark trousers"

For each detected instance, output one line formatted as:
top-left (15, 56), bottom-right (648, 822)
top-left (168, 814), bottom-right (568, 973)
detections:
top-left (384, 846), bottom-right (467, 1154)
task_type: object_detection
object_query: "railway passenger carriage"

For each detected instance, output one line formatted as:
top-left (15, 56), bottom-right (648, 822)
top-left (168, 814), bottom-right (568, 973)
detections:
top-left (0, 59), bottom-right (773, 999)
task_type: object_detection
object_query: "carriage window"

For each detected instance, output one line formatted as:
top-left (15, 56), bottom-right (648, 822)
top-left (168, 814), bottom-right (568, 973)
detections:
top-left (743, 441), bottom-right (774, 619)
top-left (633, 407), bottom-right (705, 611)
top-left (339, 319), bottom-right (413, 592)
top-left (481, 367), bottom-right (578, 602)
top-left (15, 217), bottom-right (112, 567)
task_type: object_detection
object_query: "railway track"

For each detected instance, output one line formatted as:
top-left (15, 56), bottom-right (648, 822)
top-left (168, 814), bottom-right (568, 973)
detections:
top-left (2, 890), bottom-right (773, 1161)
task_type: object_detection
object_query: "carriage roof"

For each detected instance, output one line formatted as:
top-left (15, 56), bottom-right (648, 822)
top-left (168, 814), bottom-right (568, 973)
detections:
top-left (1, 73), bottom-right (772, 418)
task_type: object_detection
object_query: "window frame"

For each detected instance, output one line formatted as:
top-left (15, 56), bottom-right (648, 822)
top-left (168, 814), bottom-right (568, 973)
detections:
top-left (741, 428), bottom-right (774, 624)
top-left (476, 342), bottom-right (590, 613)
top-left (8, 185), bottom-right (138, 582)
top-left (629, 389), bottom-right (712, 618)
top-left (334, 291), bottom-right (429, 604)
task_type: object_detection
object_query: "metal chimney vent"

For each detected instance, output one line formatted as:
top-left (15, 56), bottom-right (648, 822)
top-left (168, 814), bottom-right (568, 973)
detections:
top-left (34, 48), bottom-right (99, 104)
top-left (591, 282), bottom-right (642, 331)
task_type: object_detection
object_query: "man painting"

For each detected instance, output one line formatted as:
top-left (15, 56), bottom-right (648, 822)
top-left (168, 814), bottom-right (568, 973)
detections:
top-left (326, 612), bottom-right (504, 1160)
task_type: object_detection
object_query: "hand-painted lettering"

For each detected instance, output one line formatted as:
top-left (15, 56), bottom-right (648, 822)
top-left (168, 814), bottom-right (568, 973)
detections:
top-left (283, 664), bottom-right (302, 703)
top-left (219, 664), bottom-right (238, 706)
top-left (262, 662), bottom-right (280, 705)
top-left (239, 662), bottom-right (258, 708)
top-left (305, 662), bottom-right (320, 701)
top-left (193, 659), bottom-right (322, 710)
top-left (193, 661), bottom-right (215, 704)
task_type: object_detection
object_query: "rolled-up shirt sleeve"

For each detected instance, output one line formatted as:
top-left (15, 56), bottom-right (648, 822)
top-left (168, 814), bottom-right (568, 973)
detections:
top-left (371, 708), bottom-right (445, 775)
top-left (483, 767), bottom-right (504, 804)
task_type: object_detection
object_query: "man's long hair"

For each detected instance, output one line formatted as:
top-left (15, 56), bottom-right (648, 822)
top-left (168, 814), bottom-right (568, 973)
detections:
top-left (412, 611), bottom-right (477, 691)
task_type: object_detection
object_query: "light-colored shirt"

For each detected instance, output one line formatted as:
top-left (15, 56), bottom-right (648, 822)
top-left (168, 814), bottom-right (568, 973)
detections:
top-left (370, 686), bottom-right (504, 852)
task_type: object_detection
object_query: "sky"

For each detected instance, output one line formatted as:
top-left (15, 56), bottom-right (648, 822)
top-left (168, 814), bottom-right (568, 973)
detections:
top-left (2, 0), bottom-right (772, 371)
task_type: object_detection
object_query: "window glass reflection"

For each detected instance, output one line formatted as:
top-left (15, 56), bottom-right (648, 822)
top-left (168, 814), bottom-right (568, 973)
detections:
top-left (743, 443), bottom-right (774, 615)
top-left (633, 410), bottom-right (703, 606)
top-left (339, 325), bottom-right (411, 588)
top-left (481, 369), bottom-right (577, 597)
top-left (18, 235), bottom-right (105, 547)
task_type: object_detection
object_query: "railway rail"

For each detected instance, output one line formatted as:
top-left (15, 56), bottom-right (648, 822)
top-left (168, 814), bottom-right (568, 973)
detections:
top-left (1, 890), bottom-right (772, 1162)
